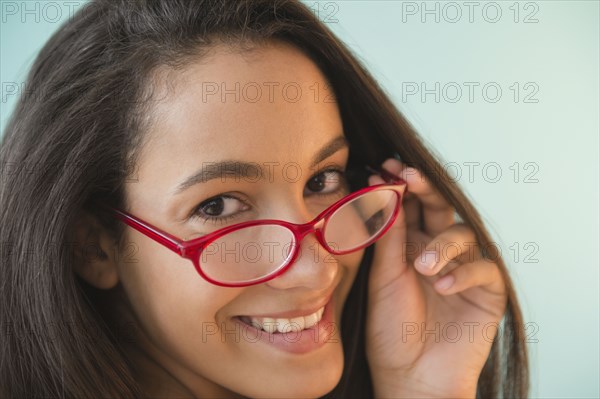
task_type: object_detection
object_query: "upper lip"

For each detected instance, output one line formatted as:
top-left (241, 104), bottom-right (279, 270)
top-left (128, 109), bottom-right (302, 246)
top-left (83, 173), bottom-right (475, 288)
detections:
top-left (237, 291), bottom-right (333, 319)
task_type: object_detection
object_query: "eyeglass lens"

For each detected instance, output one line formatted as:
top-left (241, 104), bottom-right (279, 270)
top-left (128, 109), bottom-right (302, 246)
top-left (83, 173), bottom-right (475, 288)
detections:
top-left (199, 189), bottom-right (398, 284)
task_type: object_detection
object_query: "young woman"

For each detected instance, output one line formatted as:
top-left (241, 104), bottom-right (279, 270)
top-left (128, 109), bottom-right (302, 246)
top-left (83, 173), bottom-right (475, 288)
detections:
top-left (0, 0), bottom-right (529, 397)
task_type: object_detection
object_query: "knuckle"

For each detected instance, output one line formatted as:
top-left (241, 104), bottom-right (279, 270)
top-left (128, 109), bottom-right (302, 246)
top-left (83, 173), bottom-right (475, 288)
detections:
top-left (452, 223), bottom-right (477, 241)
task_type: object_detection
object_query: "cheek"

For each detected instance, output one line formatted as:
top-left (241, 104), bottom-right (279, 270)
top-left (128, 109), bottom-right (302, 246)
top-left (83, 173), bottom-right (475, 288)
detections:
top-left (115, 235), bottom-right (238, 351)
top-left (117, 236), bottom-right (197, 305)
top-left (335, 247), bottom-right (365, 276)
top-left (331, 247), bottom-right (365, 316)
top-left (112, 234), bottom-right (353, 397)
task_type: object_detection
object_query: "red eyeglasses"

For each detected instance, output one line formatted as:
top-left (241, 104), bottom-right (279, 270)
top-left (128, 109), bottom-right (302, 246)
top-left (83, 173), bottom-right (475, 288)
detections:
top-left (97, 164), bottom-right (407, 287)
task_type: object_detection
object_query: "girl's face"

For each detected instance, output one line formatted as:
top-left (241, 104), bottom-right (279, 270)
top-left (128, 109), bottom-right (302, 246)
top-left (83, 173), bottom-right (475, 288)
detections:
top-left (115, 41), bottom-right (364, 397)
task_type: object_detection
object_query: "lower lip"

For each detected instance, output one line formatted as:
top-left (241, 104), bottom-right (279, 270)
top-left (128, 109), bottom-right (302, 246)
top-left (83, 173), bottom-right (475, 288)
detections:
top-left (232, 295), bottom-right (336, 355)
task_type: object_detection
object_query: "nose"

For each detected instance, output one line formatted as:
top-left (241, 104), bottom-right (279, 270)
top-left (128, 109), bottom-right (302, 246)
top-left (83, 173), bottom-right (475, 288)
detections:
top-left (263, 203), bottom-right (338, 291)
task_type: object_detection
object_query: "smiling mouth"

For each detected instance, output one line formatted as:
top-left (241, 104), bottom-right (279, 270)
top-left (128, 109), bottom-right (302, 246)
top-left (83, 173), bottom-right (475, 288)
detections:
top-left (234, 305), bottom-right (326, 334)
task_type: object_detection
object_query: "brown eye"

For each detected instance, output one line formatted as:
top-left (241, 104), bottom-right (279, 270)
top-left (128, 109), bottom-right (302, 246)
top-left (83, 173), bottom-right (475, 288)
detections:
top-left (305, 169), bottom-right (347, 195)
top-left (201, 198), bottom-right (225, 216)
top-left (192, 194), bottom-right (250, 225)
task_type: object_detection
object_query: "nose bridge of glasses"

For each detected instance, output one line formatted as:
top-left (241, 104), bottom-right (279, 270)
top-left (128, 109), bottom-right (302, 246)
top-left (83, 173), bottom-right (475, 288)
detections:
top-left (294, 217), bottom-right (325, 241)
top-left (264, 194), bottom-right (328, 238)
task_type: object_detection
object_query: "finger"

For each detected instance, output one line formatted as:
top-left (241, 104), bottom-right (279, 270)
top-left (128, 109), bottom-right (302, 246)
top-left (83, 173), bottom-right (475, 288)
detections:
top-left (396, 166), bottom-right (454, 237)
top-left (413, 223), bottom-right (477, 276)
top-left (380, 159), bottom-right (420, 231)
top-left (405, 228), bottom-right (431, 264)
top-left (402, 193), bottom-right (421, 232)
top-left (433, 258), bottom-right (504, 296)
top-left (368, 174), bottom-right (408, 277)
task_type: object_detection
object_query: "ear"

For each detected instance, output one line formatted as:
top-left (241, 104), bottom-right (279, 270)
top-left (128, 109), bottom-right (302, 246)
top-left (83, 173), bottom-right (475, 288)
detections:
top-left (70, 210), bottom-right (120, 289)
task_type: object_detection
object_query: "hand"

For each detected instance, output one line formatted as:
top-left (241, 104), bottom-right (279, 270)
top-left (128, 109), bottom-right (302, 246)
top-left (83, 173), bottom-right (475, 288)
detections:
top-left (365, 158), bottom-right (508, 398)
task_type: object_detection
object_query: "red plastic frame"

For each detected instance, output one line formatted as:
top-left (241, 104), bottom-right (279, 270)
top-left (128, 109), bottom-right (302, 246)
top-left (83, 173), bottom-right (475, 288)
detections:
top-left (97, 164), bottom-right (407, 287)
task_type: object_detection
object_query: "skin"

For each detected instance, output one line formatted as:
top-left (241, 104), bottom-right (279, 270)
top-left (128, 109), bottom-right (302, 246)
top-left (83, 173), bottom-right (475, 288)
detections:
top-left (367, 163), bottom-right (507, 398)
top-left (73, 40), bottom-right (507, 398)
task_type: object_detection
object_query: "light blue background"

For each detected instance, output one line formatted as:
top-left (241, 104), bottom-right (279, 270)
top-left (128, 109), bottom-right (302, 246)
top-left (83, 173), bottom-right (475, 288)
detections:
top-left (1, 1), bottom-right (598, 397)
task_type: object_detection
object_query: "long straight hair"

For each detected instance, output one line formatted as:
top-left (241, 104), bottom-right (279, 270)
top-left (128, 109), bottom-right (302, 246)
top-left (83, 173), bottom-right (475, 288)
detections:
top-left (0, 0), bottom-right (529, 397)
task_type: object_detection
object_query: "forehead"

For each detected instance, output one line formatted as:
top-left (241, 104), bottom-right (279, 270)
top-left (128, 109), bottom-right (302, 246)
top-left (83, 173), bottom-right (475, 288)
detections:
top-left (141, 40), bottom-right (342, 160)
top-left (128, 41), bottom-right (345, 209)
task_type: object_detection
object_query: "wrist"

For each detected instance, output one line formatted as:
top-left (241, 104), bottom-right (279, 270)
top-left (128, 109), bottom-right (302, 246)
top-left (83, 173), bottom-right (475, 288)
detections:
top-left (371, 369), bottom-right (477, 399)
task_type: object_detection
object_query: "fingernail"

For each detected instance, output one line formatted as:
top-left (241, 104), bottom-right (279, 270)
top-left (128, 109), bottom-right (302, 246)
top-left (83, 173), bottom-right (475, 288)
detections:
top-left (435, 275), bottom-right (454, 291)
top-left (415, 250), bottom-right (437, 270)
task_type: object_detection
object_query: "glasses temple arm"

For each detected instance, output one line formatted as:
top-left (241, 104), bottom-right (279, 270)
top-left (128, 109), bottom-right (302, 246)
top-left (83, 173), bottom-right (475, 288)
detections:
top-left (364, 164), bottom-right (408, 186)
top-left (94, 201), bottom-right (185, 255)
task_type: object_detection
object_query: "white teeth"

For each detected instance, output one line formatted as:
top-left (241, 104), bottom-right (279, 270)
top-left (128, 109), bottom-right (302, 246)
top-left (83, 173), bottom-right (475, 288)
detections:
top-left (303, 312), bottom-right (319, 329)
top-left (276, 318), bottom-right (291, 333)
top-left (290, 316), bottom-right (305, 331)
top-left (243, 306), bottom-right (325, 334)
top-left (250, 319), bottom-right (262, 330)
top-left (262, 317), bottom-right (277, 334)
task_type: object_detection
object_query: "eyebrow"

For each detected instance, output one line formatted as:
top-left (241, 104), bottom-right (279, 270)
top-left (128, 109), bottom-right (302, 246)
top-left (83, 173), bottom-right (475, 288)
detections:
top-left (173, 135), bottom-right (350, 195)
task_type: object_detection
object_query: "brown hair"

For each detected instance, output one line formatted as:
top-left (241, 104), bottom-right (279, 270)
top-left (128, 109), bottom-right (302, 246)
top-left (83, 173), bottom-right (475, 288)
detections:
top-left (0, 0), bottom-right (528, 397)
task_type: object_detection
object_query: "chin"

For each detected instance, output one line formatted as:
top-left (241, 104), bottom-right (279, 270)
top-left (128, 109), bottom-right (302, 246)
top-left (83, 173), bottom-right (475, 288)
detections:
top-left (236, 345), bottom-right (345, 399)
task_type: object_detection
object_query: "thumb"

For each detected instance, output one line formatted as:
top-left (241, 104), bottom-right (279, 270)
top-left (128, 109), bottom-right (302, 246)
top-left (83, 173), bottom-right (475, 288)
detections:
top-left (368, 172), bottom-right (409, 286)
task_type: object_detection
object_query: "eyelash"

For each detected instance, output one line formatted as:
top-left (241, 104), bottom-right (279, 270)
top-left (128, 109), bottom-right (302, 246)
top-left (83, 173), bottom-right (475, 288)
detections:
top-left (191, 196), bottom-right (245, 226)
top-left (189, 167), bottom-right (348, 226)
